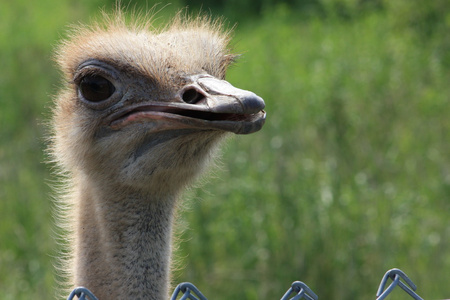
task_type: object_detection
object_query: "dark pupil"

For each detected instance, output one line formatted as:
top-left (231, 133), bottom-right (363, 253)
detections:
top-left (79, 75), bottom-right (115, 102)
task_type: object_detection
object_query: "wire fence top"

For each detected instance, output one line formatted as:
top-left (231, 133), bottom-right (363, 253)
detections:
top-left (65, 267), bottom-right (443, 300)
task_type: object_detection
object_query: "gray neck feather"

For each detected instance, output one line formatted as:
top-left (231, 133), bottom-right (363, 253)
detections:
top-left (74, 179), bottom-right (176, 300)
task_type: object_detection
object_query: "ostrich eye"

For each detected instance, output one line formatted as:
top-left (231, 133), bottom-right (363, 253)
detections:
top-left (79, 75), bottom-right (115, 102)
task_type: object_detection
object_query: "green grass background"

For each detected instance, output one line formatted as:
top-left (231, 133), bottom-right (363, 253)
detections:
top-left (0, 0), bottom-right (449, 299)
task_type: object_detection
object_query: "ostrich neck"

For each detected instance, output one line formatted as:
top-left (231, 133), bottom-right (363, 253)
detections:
top-left (73, 176), bottom-right (177, 300)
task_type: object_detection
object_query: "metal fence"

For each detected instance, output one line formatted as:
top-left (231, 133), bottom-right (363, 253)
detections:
top-left (66, 268), bottom-right (432, 300)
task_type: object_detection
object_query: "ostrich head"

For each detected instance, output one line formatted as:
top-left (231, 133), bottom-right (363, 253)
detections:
top-left (50, 11), bottom-right (265, 299)
top-left (52, 12), bottom-right (265, 195)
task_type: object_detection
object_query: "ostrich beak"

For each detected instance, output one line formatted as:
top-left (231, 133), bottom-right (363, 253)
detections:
top-left (193, 76), bottom-right (265, 115)
top-left (110, 75), bottom-right (266, 135)
top-left (185, 75), bottom-right (266, 134)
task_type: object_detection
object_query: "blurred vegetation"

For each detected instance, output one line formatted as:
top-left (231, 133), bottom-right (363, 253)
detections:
top-left (0, 0), bottom-right (449, 299)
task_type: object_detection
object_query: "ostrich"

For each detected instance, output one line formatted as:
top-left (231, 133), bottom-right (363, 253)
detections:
top-left (50, 10), bottom-right (265, 300)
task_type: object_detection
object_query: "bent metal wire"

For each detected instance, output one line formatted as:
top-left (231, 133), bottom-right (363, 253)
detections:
top-left (67, 268), bottom-right (427, 300)
top-left (376, 268), bottom-right (423, 300)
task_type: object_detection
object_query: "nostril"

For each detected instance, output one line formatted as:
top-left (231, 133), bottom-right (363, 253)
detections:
top-left (182, 88), bottom-right (205, 104)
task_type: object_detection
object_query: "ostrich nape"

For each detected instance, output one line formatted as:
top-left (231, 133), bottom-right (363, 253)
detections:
top-left (51, 11), bottom-right (265, 300)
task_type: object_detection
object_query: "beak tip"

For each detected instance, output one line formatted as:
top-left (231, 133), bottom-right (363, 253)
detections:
top-left (243, 93), bottom-right (265, 114)
top-left (235, 109), bottom-right (266, 135)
